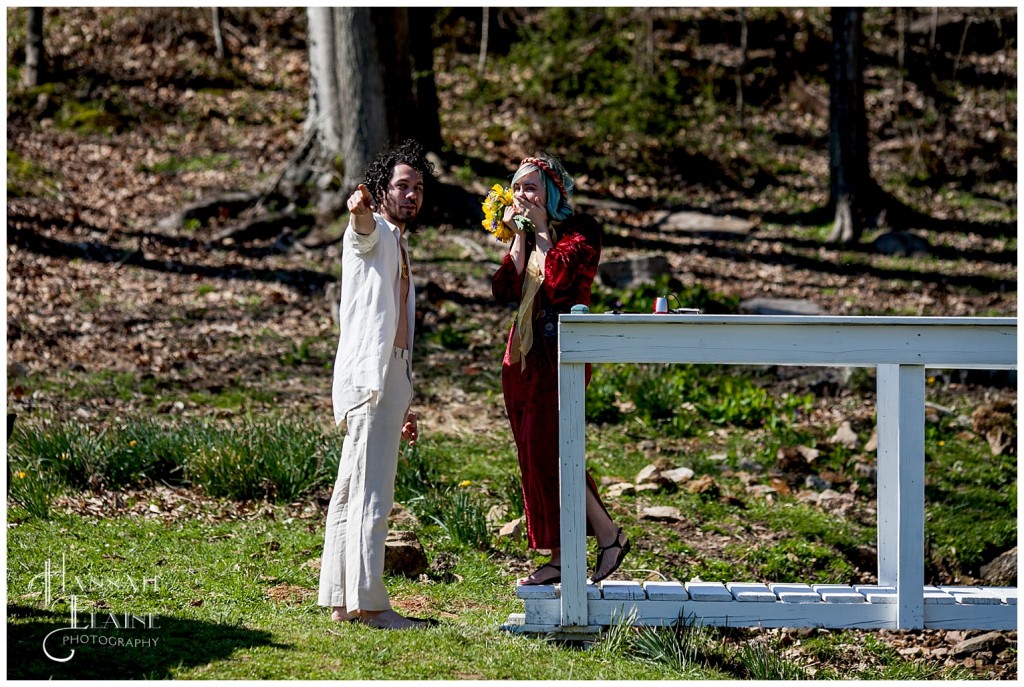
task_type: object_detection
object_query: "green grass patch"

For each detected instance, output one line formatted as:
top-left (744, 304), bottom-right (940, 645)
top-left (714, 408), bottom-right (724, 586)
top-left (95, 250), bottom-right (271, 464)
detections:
top-left (7, 494), bottom-right (972, 680)
top-left (426, 486), bottom-right (492, 550)
top-left (8, 416), bottom-right (341, 507)
top-left (748, 498), bottom-right (868, 552)
top-left (743, 539), bottom-right (857, 583)
top-left (182, 419), bottom-right (339, 502)
top-left (7, 514), bottom-right (692, 680)
top-left (924, 426), bottom-right (1017, 576)
top-left (585, 362), bottom-right (813, 444)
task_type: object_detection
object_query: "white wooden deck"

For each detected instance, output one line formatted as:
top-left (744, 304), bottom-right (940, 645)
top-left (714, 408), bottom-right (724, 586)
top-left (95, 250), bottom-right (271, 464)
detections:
top-left (502, 315), bottom-right (1017, 635)
top-left (503, 580), bottom-right (1018, 633)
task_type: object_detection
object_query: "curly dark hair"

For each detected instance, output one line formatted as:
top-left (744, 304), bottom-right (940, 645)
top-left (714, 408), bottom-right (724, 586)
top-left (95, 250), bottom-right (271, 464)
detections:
top-left (363, 139), bottom-right (436, 207)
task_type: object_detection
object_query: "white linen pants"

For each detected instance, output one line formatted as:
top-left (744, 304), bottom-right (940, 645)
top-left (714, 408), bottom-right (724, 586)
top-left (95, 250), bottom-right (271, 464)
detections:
top-left (318, 347), bottom-right (412, 612)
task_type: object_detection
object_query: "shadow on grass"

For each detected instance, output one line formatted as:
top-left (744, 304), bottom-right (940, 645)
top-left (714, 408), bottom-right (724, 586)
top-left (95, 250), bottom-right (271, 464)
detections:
top-left (7, 604), bottom-right (286, 680)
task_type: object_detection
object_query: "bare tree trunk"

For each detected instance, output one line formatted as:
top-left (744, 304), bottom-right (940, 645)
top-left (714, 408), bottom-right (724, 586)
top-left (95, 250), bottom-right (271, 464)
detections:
top-left (23, 8), bottom-right (45, 88)
top-left (409, 7), bottom-right (444, 154)
top-left (895, 8), bottom-right (905, 104)
top-left (735, 7), bottom-right (748, 126)
top-left (826, 8), bottom-right (870, 244)
top-left (372, 8), bottom-right (414, 148)
top-left (335, 8), bottom-right (387, 192)
top-left (643, 8), bottom-right (654, 78)
top-left (212, 7), bottom-right (226, 60)
top-left (281, 8), bottom-right (441, 222)
top-left (953, 15), bottom-right (973, 80)
top-left (929, 7), bottom-right (938, 53)
top-left (306, 8), bottom-right (342, 153)
top-left (477, 7), bottom-right (489, 75)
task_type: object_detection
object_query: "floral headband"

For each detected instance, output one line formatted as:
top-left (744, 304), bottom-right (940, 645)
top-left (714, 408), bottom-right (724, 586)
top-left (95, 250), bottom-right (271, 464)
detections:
top-left (520, 157), bottom-right (568, 200)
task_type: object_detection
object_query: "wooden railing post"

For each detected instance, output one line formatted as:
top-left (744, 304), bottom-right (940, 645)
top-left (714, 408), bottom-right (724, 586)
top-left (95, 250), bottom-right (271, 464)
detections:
top-left (876, 363), bottom-right (926, 629)
top-left (558, 360), bottom-right (588, 627)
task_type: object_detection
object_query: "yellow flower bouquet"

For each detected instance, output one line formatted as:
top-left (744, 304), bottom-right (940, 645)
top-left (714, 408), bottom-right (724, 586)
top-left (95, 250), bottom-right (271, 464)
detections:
top-left (481, 184), bottom-right (534, 243)
top-left (481, 184), bottom-right (515, 242)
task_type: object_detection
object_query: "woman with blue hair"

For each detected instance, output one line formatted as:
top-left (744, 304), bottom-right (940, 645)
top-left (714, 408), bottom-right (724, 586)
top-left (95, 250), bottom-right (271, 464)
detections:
top-left (492, 154), bottom-right (629, 586)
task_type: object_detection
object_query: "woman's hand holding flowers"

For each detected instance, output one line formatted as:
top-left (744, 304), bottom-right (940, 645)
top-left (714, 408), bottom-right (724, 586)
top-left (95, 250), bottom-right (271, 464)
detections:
top-left (480, 177), bottom-right (550, 244)
top-left (481, 184), bottom-right (517, 242)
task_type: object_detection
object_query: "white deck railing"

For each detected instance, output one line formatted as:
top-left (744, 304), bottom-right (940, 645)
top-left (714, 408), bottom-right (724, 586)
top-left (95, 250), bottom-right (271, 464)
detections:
top-left (504, 314), bottom-right (1017, 635)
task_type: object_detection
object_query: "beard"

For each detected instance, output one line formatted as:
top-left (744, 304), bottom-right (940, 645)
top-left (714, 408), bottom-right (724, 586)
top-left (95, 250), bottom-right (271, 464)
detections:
top-left (382, 195), bottom-right (420, 226)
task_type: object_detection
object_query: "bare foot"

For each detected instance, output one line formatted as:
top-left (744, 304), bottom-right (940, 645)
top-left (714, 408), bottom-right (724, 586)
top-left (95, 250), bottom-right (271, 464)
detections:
top-left (357, 608), bottom-right (430, 630)
top-left (331, 606), bottom-right (355, 622)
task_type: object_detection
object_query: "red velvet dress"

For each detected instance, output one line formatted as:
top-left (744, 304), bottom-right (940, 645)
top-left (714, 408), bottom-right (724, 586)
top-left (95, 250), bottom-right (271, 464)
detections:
top-left (492, 214), bottom-right (608, 550)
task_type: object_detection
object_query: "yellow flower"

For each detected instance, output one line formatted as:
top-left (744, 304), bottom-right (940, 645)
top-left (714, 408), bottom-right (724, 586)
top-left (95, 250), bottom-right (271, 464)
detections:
top-left (458, 479), bottom-right (472, 488)
top-left (481, 184), bottom-right (516, 243)
top-left (938, 440), bottom-right (945, 446)
top-left (130, 440), bottom-right (137, 447)
top-left (60, 453), bottom-right (69, 461)
top-left (16, 471), bottom-right (26, 479)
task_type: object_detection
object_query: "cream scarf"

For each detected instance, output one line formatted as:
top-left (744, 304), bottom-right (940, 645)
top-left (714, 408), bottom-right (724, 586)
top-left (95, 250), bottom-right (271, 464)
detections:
top-left (509, 245), bottom-right (545, 371)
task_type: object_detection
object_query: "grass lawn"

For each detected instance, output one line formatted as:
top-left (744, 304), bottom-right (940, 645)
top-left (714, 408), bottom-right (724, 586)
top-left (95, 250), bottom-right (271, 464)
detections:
top-left (7, 413), bottom-right (1009, 680)
top-left (8, 509), bottom-right (689, 680)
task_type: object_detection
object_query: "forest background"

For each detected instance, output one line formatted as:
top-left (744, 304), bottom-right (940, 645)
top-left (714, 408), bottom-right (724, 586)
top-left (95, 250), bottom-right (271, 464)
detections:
top-left (5, 6), bottom-right (1018, 681)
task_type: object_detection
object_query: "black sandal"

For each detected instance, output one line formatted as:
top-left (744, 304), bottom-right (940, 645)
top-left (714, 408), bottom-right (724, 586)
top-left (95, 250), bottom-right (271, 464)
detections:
top-left (518, 562), bottom-right (561, 586)
top-left (591, 528), bottom-right (630, 583)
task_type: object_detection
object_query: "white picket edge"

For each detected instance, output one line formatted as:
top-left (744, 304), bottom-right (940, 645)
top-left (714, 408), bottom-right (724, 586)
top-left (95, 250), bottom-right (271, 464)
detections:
top-left (726, 582), bottom-right (778, 602)
top-left (923, 589), bottom-right (957, 605)
top-left (939, 586), bottom-right (1009, 605)
top-left (812, 584), bottom-right (867, 604)
top-left (643, 581), bottom-right (689, 601)
top-left (600, 581), bottom-right (646, 600)
top-left (855, 585), bottom-right (895, 594)
top-left (770, 583), bottom-right (816, 593)
top-left (865, 593), bottom-right (897, 604)
top-left (685, 581), bottom-right (734, 601)
top-left (769, 583), bottom-right (822, 603)
top-left (812, 583), bottom-right (859, 593)
top-left (821, 593), bottom-right (868, 604)
top-left (515, 584), bottom-right (559, 600)
top-left (992, 588), bottom-right (1017, 605)
top-left (855, 585), bottom-right (892, 604)
top-left (954, 593), bottom-right (1003, 605)
top-left (778, 592), bottom-right (825, 603)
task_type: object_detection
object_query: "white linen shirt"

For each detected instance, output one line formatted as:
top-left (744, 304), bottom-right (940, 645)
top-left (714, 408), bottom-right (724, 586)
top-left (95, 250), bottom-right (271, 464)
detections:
top-left (331, 213), bottom-right (414, 428)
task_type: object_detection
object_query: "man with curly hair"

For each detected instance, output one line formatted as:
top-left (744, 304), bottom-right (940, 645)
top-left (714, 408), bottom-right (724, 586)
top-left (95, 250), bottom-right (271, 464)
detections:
top-left (318, 139), bottom-right (436, 630)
